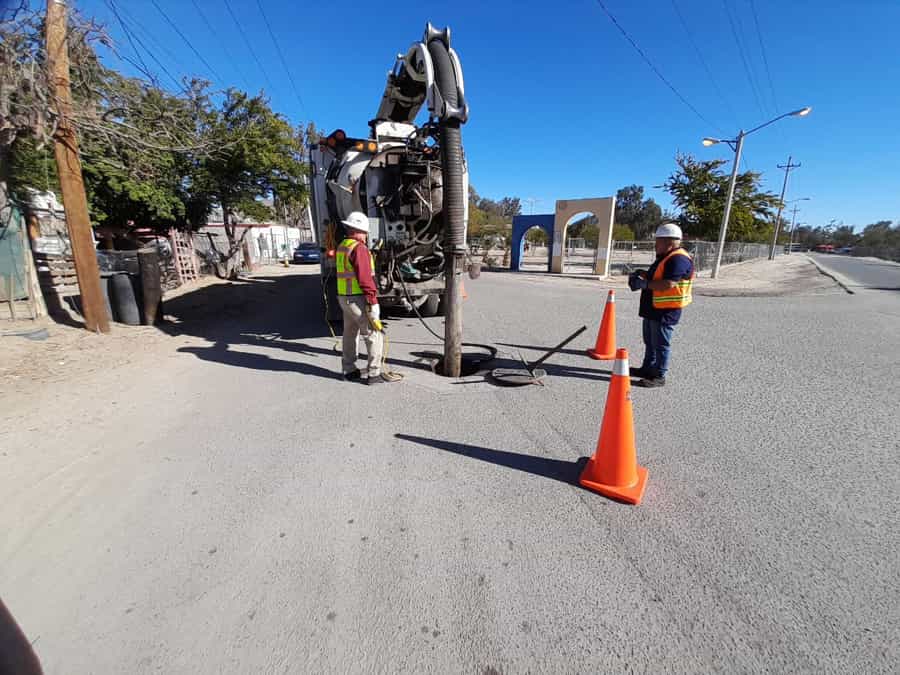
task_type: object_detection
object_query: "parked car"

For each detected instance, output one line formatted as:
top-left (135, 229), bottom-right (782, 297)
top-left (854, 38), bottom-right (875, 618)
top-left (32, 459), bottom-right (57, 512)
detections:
top-left (292, 242), bottom-right (321, 264)
top-left (837, 246), bottom-right (854, 255)
top-left (814, 244), bottom-right (835, 254)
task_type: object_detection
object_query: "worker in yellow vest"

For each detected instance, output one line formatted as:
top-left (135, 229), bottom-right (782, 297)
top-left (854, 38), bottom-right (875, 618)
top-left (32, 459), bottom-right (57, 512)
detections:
top-left (336, 211), bottom-right (393, 385)
top-left (628, 223), bottom-right (694, 388)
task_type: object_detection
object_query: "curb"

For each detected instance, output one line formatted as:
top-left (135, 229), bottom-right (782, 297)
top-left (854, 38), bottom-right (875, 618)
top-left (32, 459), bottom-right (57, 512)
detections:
top-left (805, 255), bottom-right (855, 294)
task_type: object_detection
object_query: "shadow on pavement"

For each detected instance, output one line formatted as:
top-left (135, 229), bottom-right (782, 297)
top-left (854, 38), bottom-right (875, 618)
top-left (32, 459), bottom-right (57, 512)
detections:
top-left (161, 272), bottom-right (437, 377)
top-left (177, 340), bottom-right (341, 378)
top-left (395, 433), bottom-right (589, 485)
top-left (496, 341), bottom-right (590, 358)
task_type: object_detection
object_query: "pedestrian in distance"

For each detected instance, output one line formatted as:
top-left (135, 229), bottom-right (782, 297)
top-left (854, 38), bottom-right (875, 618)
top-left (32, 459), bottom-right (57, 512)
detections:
top-left (627, 223), bottom-right (695, 388)
top-left (335, 212), bottom-right (394, 385)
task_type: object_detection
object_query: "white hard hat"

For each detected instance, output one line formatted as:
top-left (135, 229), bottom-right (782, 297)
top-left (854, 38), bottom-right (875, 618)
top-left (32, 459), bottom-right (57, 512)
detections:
top-left (655, 223), bottom-right (683, 239)
top-left (341, 211), bottom-right (370, 233)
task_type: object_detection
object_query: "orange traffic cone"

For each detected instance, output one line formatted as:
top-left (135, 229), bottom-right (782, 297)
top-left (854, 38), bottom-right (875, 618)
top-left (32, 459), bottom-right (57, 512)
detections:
top-left (587, 290), bottom-right (616, 360)
top-left (579, 348), bottom-right (648, 505)
top-left (461, 281), bottom-right (468, 300)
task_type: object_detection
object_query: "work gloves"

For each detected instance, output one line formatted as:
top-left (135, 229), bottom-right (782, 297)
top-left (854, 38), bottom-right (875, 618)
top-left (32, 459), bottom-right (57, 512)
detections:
top-left (367, 303), bottom-right (383, 332)
top-left (628, 271), bottom-right (648, 291)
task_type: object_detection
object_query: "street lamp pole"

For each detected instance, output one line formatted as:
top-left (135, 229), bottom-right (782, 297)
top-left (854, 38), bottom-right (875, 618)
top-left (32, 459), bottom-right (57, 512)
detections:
top-left (702, 106), bottom-right (812, 278)
top-left (711, 131), bottom-right (744, 279)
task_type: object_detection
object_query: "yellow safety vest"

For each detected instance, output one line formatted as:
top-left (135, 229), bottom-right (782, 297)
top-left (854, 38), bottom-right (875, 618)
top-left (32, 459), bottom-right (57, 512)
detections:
top-left (336, 238), bottom-right (375, 296)
top-left (652, 248), bottom-right (694, 309)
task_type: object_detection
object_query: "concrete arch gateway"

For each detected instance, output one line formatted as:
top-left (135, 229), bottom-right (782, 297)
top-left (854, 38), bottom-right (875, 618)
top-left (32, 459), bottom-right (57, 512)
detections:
top-left (510, 197), bottom-right (616, 275)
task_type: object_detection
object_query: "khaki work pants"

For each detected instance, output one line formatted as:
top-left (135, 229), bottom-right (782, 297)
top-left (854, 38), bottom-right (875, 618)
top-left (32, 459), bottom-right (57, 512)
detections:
top-left (338, 295), bottom-right (383, 378)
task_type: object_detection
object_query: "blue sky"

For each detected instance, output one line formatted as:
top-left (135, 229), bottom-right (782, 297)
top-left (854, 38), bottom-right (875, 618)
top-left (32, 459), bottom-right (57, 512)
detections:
top-left (74, 0), bottom-right (900, 229)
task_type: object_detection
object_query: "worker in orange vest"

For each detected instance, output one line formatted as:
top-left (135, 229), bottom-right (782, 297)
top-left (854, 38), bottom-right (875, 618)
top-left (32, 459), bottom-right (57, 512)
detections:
top-left (628, 223), bottom-right (694, 388)
top-left (335, 212), bottom-right (394, 385)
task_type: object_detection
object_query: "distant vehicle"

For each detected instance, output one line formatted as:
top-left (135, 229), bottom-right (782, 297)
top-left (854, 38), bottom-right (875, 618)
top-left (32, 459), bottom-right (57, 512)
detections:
top-left (814, 244), bottom-right (835, 254)
top-left (837, 246), bottom-right (854, 255)
top-left (292, 242), bottom-right (321, 264)
top-left (783, 243), bottom-right (806, 253)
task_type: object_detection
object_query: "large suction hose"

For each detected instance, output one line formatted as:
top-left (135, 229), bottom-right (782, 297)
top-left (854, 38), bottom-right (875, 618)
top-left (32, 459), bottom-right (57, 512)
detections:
top-left (427, 39), bottom-right (466, 254)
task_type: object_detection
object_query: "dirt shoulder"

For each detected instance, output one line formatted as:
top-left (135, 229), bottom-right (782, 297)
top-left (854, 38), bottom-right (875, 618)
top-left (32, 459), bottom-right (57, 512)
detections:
top-left (693, 254), bottom-right (842, 297)
top-left (0, 264), bottom-right (308, 407)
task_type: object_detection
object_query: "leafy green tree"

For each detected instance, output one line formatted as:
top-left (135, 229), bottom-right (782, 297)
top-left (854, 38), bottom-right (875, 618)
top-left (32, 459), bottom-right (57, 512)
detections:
top-left (186, 90), bottom-right (308, 275)
top-left (615, 185), bottom-right (662, 239)
top-left (662, 153), bottom-right (782, 243)
top-left (613, 224), bottom-right (635, 240)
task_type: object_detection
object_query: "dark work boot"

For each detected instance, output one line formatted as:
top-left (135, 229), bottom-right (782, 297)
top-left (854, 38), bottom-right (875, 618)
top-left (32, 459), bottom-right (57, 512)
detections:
top-left (634, 376), bottom-right (666, 388)
top-left (343, 369), bottom-right (362, 382)
top-left (629, 366), bottom-right (653, 379)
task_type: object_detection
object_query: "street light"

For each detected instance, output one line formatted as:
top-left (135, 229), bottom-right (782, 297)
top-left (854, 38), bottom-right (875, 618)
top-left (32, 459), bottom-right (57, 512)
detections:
top-left (702, 107), bottom-right (812, 278)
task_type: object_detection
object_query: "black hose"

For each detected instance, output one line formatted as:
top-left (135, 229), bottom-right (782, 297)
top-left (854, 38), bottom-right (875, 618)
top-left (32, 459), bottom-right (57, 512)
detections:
top-left (427, 40), bottom-right (466, 253)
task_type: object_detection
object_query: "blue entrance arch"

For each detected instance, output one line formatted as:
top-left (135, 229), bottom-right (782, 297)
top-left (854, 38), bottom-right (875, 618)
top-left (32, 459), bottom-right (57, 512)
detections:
top-left (511, 214), bottom-right (554, 271)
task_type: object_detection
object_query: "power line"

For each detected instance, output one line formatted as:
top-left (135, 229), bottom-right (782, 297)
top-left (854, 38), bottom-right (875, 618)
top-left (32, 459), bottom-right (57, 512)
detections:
top-left (221, 0), bottom-right (277, 94)
top-left (670, 0), bottom-right (739, 129)
top-left (722, 0), bottom-right (767, 119)
top-left (108, 0), bottom-right (185, 93)
top-left (106, 0), bottom-right (152, 81)
top-left (149, 0), bottom-right (225, 84)
top-left (749, 0), bottom-right (780, 114)
top-left (115, 2), bottom-right (192, 75)
top-left (189, 0), bottom-right (252, 90)
top-left (594, 0), bottom-right (721, 131)
top-left (254, 0), bottom-right (309, 118)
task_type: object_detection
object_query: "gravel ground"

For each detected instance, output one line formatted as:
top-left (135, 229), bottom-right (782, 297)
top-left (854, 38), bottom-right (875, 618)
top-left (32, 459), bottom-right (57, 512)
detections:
top-left (2, 261), bottom-right (897, 673)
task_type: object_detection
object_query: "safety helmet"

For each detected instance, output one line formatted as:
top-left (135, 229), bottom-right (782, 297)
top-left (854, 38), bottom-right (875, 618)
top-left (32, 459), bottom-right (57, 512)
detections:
top-left (654, 223), bottom-right (683, 239)
top-left (341, 211), bottom-right (370, 233)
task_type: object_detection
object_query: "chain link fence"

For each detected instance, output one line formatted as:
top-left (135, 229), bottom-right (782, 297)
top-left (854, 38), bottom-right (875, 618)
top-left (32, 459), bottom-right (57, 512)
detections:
top-left (611, 240), bottom-right (776, 274)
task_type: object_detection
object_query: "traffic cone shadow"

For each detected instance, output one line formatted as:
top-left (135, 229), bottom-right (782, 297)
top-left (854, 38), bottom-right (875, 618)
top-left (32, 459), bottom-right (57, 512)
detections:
top-left (579, 348), bottom-right (648, 505)
top-left (587, 290), bottom-right (616, 360)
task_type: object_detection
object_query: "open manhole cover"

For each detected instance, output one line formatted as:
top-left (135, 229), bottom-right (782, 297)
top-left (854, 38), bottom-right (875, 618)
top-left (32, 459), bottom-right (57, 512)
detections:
top-left (490, 367), bottom-right (548, 386)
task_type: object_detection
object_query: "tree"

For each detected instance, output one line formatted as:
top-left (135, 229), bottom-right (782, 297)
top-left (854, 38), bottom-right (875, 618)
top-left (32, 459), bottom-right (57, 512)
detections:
top-left (525, 228), bottom-right (547, 245)
top-left (615, 184), bottom-right (662, 239)
top-left (184, 90), bottom-right (308, 276)
top-left (613, 224), bottom-right (635, 240)
top-left (661, 153), bottom-right (782, 243)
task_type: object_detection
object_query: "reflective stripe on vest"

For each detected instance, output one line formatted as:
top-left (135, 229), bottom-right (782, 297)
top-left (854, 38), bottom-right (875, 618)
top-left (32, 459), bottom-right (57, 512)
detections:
top-left (335, 238), bottom-right (375, 296)
top-left (651, 248), bottom-right (694, 309)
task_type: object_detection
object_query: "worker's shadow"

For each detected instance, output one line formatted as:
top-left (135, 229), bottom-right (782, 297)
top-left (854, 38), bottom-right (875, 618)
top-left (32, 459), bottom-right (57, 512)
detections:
top-left (178, 341), bottom-right (341, 379)
top-left (395, 433), bottom-right (589, 486)
top-left (236, 333), bottom-right (436, 374)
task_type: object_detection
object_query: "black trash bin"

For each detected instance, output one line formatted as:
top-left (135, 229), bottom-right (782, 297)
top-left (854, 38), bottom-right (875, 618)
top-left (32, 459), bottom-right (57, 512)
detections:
top-left (108, 271), bottom-right (140, 325)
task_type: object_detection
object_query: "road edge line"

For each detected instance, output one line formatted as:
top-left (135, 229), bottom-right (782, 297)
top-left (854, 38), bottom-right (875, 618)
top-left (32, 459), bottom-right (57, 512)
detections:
top-left (805, 255), bottom-right (855, 294)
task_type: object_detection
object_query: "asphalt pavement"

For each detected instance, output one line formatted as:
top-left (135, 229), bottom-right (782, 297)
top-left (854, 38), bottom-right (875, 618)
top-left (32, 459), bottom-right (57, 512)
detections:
top-left (810, 253), bottom-right (900, 290)
top-left (2, 266), bottom-right (898, 673)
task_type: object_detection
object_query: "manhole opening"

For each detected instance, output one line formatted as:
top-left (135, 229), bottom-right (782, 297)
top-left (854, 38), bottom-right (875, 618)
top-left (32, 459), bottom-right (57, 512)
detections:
top-left (432, 347), bottom-right (495, 377)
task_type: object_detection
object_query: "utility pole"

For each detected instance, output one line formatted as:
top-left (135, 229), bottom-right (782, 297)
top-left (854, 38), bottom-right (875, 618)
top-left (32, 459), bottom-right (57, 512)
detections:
top-left (46, 0), bottom-right (109, 333)
top-left (768, 156), bottom-right (801, 260)
top-left (711, 131), bottom-right (745, 279)
top-left (786, 206), bottom-right (800, 252)
top-left (524, 197), bottom-right (542, 215)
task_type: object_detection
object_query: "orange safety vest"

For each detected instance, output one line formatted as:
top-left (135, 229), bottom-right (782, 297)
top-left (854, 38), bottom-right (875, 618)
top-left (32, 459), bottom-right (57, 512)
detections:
top-left (652, 248), bottom-right (694, 309)
top-left (336, 238), bottom-right (375, 296)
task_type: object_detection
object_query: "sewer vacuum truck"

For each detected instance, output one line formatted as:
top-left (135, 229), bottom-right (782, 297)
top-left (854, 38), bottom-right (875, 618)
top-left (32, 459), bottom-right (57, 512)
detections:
top-left (308, 24), bottom-right (469, 374)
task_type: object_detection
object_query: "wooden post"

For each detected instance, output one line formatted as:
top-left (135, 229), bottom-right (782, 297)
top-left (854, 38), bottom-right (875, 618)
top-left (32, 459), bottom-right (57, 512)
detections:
top-left (45, 0), bottom-right (109, 333)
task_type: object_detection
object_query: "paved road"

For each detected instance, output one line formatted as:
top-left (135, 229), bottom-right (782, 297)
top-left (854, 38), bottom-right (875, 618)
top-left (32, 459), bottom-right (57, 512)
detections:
top-left (2, 267), bottom-right (898, 673)
top-left (810, 253), bottom-right (900, 289)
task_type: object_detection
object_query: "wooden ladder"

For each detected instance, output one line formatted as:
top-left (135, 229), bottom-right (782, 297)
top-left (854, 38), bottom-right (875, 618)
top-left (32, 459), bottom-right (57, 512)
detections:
top-left (169, 229), bottom-right (198, 285)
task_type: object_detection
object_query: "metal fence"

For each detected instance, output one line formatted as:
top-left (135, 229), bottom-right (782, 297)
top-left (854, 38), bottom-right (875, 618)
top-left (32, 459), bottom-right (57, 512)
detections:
top-left (610, 239), bottom-right (776, 274)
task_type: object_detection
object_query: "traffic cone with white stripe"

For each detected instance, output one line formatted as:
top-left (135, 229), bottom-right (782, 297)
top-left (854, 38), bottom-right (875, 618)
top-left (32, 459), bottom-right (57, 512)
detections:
top-left (579, 348), bottom-right (648, 505)
top-left (587, 290), bottom-right (616, 360)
